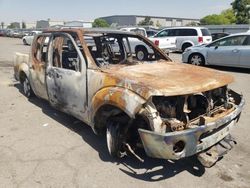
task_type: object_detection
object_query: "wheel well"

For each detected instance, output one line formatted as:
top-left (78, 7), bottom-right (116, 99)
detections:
top-left (93, 104), bottom-right (130, 135)
top-left (93, 104), bottom-right (150, 136)
top-left (135, 45), bottom-right (147, 53)
top-left (188, 53), bottom-right (205, 64)
top-left (182, 42), bottom-right (193, 51)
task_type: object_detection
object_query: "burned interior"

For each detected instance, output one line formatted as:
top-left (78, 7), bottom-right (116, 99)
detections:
top-left (83, 32), bottom-right (168, 66)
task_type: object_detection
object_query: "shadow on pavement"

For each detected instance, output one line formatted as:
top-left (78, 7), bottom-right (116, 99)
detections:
top-left (208, 65), bottom-right (250, 74)
top-left (15, 83), bottom-right (206, 181)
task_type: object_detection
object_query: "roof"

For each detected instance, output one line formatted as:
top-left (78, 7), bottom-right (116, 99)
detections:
top-left (42, 28), bottom-right (140, 36)
top-left (100, 15), bottom-right (200, 21)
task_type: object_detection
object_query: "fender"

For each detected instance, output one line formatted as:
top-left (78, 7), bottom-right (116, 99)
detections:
top-left (90, 87), bottom-right (146, 122)
top-left (180, 40), bottom-right (195, 49)
top-left (13, 53), bottom-right (30, 81)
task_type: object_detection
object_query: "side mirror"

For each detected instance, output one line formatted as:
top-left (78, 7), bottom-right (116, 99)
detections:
top-left (214, 46), bottom-right (218, 50)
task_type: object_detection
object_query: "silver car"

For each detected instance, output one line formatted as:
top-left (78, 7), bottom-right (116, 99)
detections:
top-left (182, 32), bottom-right (250, 68)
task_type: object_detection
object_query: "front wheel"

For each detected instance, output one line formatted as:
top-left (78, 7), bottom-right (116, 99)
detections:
top-left (106, 121), bottom-right (123, 158)
top-left (188, 54), bottom-right (205, 66)
top-left (23, 39), bottom-right (27, 45)
top-left (22, 76), bottom-right (34, 98)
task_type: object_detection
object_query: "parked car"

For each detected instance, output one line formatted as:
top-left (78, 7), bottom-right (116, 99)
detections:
top-left (119, 27), bottom-right (155, 60)
top-left (12, 29), bottom-right (28, 38)
top-left (149, 27), bottom-right (212, 52)
top-left (22, 31), bottom-right (41, 45)
top-left (182, 32), bottom-right (250, 69)
top-left (0, 29), bottom-right (5, 36)
top-left (6, 29), bottom-right (14, 37)
top-left (211, 32), bottom-right (230, 41)
top-left (13, 29), bottom-right (244, 167)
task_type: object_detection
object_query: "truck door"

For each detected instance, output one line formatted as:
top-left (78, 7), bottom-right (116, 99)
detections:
top-left (46, 32), bottom-right (87, 119)
top-left (207, 35), bottom-right (245, 66)
top-left (29, 33), bottom-right (50, 100)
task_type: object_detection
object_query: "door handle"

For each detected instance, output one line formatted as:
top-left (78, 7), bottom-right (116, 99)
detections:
top-left (232, 49), bottom-right (239, 53)
top-left (55, 73), bottom-right (62, 79)
top-left (46, 71), bottom-right (52, 78)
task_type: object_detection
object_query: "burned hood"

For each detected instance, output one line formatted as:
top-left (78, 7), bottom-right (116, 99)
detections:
top-left (101, 61), bottom-right (234, 99)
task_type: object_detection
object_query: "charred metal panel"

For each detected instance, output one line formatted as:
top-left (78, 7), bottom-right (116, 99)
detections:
top-left (138, 96), bottom-right (244, 160)
top-left (91, 86), bottom-right (145, 120)
top-left (100, 62), bottom-right (234, 100)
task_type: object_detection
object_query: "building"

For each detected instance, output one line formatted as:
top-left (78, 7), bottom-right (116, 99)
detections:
top-left (36, 20), bottom-right (49, 29)
top-left (99, 15), bottom-right (200, 27)
top-left (36, 20), bottom-right (64, 29)
top-left (25, 22), bottom-right (36, 29)
top-left (64, 21), bottom-right (93, 28)
top-left (205, 24), bottom-right (250, 34)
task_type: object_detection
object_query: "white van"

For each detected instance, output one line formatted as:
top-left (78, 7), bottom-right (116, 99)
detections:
top-left (149, 27), bottom-right (212, 52)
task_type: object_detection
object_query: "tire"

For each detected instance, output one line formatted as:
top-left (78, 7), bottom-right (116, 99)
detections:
top-left (188, 53), bottom-right (205, 66)
top-left (135, 47), bottom-right (148, 61)
top-left (22, 75), bottom-right (34, 98)
top-left (106, 121), bottom-right (122, 158)
top-left (23, 39), bottom-right (27, 45)
top-left (182, 43), bottom-right (192, 52)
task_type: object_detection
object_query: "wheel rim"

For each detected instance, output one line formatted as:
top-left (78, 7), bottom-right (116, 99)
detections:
top-left (137, 50), bottom-right (145, 61)
top-left (23, 78), bottom-right (30, 97)
top-left (191, 55), bottom-right (202, 65)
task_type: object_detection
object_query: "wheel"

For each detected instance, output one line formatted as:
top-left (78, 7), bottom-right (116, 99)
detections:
top-left (106, 121), bottom-right (123, 158)
top-left (23, 39), bottom-right (27, 45)
top-left (188, 54), bottom-right (205, 66)
top-left (135, 47), bottom-right (148, 61)
top-left (22, 75), bottom-right (34, 98)
top-left (182, 43), bottom-right (192, 52)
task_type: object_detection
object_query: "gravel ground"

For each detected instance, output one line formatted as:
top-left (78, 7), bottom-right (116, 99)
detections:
top-left (0, 37), bottom-right (249, 188)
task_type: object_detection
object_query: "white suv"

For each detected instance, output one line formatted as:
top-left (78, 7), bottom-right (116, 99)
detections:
top-left (149, 27), bottom-right (212, 52)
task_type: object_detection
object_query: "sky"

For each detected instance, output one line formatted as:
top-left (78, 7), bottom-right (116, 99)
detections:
top-left (0, 0), bottom-right (233, 24)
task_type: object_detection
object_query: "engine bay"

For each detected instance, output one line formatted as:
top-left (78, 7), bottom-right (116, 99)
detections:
top-left (152, 86), bottom-right (240, 132)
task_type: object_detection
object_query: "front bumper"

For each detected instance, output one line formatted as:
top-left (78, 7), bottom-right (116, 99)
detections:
top-left (138, 97), bottom-right (245, 160)
top-left (182, 51), bottom-right (190, 63)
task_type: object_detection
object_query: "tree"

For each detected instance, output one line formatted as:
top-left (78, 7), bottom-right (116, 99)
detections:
top-left (22, 22), bottom-right (26, 29)
top-left (232, 0), bottom-right (250, 24)
top-left (221, 9), bottom-right (236, 23)
top-left (138, 17), bottom-right (154, 26)
top-left (200, 9), bottom-right (236, 25)
top-left (92, 19), bottom-right (110, 28)
top-left (7, 23), bottom-right (17, 29)
top-left (155, 20), bottom-right (162, 27)
top-left (201, 14), bottom-right (230, 25)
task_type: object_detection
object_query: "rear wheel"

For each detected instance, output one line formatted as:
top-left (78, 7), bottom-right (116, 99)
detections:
top-left (188, 54), bottom-right (205, 66)
top-left (135, 47), bottom-right (148, 61)
top-left (182, 43), bottom-right (192, 52)
top-left (106, 121), bottom-right (123, 158)
top-left (22, 75), bottom-right (34, 98)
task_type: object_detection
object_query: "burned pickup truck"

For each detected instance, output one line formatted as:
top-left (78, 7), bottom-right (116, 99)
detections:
top-left (14, 29), bottom-right (244, 167)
